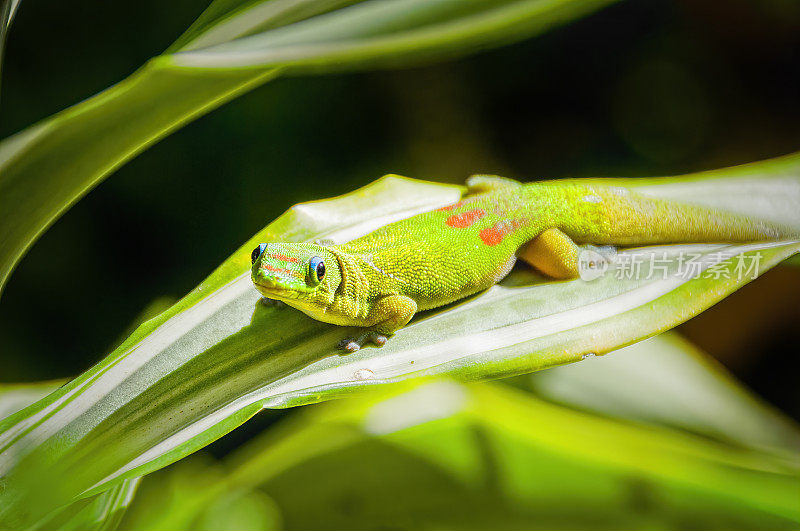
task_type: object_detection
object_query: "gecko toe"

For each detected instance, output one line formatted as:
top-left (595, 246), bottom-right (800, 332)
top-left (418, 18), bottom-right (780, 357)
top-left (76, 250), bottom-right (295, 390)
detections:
top-left (370, 333), bottom-right (388, 346)
top-left (338, 332), bottom-right (388, 352)
top-left (338, 338), bottom-right (361, 352)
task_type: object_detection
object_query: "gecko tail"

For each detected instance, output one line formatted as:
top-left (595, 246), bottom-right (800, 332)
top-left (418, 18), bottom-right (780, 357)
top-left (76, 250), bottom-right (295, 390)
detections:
top-left (535, 181), bottom-right (798, 246)
top-left (597, 187), bottom-right (796, 245)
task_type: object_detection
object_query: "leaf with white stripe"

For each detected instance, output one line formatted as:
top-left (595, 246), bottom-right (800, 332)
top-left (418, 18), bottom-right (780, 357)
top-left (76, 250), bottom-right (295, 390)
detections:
top-left (530, 332), bottom-right (800, 456)
top-left (0, 158), bottom-right (798, 527)
top-left (0, 380), bottom-right (64, 422)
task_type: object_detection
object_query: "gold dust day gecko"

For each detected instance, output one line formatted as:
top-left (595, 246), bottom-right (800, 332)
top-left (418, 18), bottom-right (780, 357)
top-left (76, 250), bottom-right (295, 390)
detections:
top-left (250, 175), bottom-right (794, 351)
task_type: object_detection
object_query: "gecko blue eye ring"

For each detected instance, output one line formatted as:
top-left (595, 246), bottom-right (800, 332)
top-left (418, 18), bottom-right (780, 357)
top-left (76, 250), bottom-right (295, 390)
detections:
top-left (308, 256), bottom-right (325, 284)
top-left (251, 243), bottom-right (268, 264)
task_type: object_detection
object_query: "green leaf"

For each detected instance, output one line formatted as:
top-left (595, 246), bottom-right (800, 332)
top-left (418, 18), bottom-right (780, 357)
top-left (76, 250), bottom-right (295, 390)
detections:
top-left (46, 477), bottom-right (141, 531)
top-left (0, 380), bottom-right (64, 422)
top-left (125, 380), bottom-right (800, 529)
top-left (1, 155), bottom-right (798, 527)
top-left (529, 332), bottom-right (800, 456)
top-left (785, 254), bottom-right (800, 267)
top-left (0, 0), bottom-right (18, 33)
top-left (0, 0), bottom-right (20, 57)
top-left (171, 0), bottom-right (620, 71)
top-left (123, 455), bottom-right (281, 531)
top-left (0, 0), bottom-right (616, 295)
top-left (0, 0), bottom-right (20, 102)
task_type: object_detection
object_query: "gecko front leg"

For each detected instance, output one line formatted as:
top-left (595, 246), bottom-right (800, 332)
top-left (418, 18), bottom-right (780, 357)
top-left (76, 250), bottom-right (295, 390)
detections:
top-left (338, 295), bottom-right (417, 352)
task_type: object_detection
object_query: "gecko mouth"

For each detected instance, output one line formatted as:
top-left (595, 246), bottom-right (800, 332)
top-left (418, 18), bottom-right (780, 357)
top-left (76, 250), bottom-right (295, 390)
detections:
top-left (253, 283), bottom-right (301, 300)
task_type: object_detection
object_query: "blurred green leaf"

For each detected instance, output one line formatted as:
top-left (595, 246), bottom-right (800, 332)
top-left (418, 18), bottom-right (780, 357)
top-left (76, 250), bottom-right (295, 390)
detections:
top-left (0, 1), bottom-right (20, 54)
top-left (171, 0), bottom-right (619, 71)
top-left (785, 254), bottom-right (800, 267)
top-left (168, 0), bottom-right (367, 52)
top-left (529, 332), bottom-right (800, 456)
top-left (124, 380), bottom-right (800, 529)
top-left (1, 155), bottom-right (798, 527)
top-left (1, 381), bottom-right (139, 530)
top-left (0, 0), bottom-right (617, 295)
top-left (0, 0), bottom-right (17, 32)
top-left (47, 477), bottom-right (141, 531)
top-left (0, 380), bottom-right (63, 422)
top-left (0, 0), bottom-right (20, 101)
top-left (120, 453), bottom-right (281, 531)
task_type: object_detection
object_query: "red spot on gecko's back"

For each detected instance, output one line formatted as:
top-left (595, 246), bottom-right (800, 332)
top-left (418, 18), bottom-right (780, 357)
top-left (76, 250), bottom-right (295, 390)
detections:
top-left (446, 208), bottom-right (486, 228)
top-left (479, 219), bottom-right (524, 246)
top-left (437, 201), bottom-right (464, 212)
top-left (480, 227), bottom-right (506, 246)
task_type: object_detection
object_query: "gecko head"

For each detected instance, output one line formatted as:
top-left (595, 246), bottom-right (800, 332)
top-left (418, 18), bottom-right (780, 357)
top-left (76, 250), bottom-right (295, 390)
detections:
top-left (250, 242), bottom-right (342, 305)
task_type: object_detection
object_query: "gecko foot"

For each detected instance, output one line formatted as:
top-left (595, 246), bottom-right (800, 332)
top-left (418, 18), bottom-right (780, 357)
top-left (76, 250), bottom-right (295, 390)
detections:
top-left (260, 297), bottom-right (285, 308)
top-left (338, 331), bottom-right (388, 353)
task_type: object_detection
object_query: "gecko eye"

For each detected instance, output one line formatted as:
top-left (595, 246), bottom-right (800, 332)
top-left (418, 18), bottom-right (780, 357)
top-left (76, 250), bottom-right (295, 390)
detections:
top-left (251, 243), bottom-right (267, 264)
top-left (308, 256), bottom-right (325, 285)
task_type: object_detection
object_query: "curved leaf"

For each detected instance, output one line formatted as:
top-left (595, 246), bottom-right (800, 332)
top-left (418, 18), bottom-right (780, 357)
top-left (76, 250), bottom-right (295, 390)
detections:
top-left (0, 380), bottom-right (63, 422)
top-left (173, 0), bottom-right (618, 71)
top-left (530, 332), bottom-right (800, 456)
top-left (0, 157), bottom-right (798, 526)
top-left (47, 477), bottom-right (141, 531)
top-left (0, 0), bottom-right (21, 95)
top-left (0, 0), bottom-right (616, 295)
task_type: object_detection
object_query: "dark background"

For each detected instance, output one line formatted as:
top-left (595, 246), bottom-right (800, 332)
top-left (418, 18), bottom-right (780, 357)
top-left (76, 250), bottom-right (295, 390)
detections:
top-left (1, 0), bottom-right (799, 429)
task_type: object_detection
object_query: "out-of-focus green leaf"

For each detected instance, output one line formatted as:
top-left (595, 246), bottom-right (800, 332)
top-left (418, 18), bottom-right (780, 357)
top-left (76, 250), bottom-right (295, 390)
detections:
top-left (0, 380), bottom-right (64, 422)
top-left (529, 332), bottom-right (800, 456)
top-left (168, 0), bottom-right (367, 52)
top-left (124, 380), bottom-right (800, 530)
top-left (0, 0), bottom-right (18, 32)
top-left (0, 0), bottom-right (617, 295)
top-left (0, 297), bottom-right (172, 529)
top-left (123, 454), bottom-right (280, 531)
top-left (47, 477), bottom-right (141, 531)
top-left (171, 0), bottom-right (619, 71)
top-left (1, 156), bottom-right (799, 527)
top-left (0, 0), bottom-right (20, 71)
top-left (0, 0), bottom-right (19, 104)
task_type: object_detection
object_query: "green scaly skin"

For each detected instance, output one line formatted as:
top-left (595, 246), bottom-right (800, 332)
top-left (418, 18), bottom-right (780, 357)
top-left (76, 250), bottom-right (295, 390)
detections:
top-left (251, 176), bottom-right (793, 351)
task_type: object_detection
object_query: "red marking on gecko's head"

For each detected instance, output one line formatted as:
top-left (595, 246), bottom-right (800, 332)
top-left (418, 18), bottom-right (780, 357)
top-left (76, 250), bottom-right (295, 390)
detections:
top-left (262, 264), bottom-right (301, 277)
top-left (270, 253), bottom-right (299, 264)
top-left (446, 208), bottom-right (486, 228)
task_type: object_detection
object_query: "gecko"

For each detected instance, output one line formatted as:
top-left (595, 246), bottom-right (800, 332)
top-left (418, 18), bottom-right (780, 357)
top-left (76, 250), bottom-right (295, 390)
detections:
top-left (250, 175), bottom-right (794, 351)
